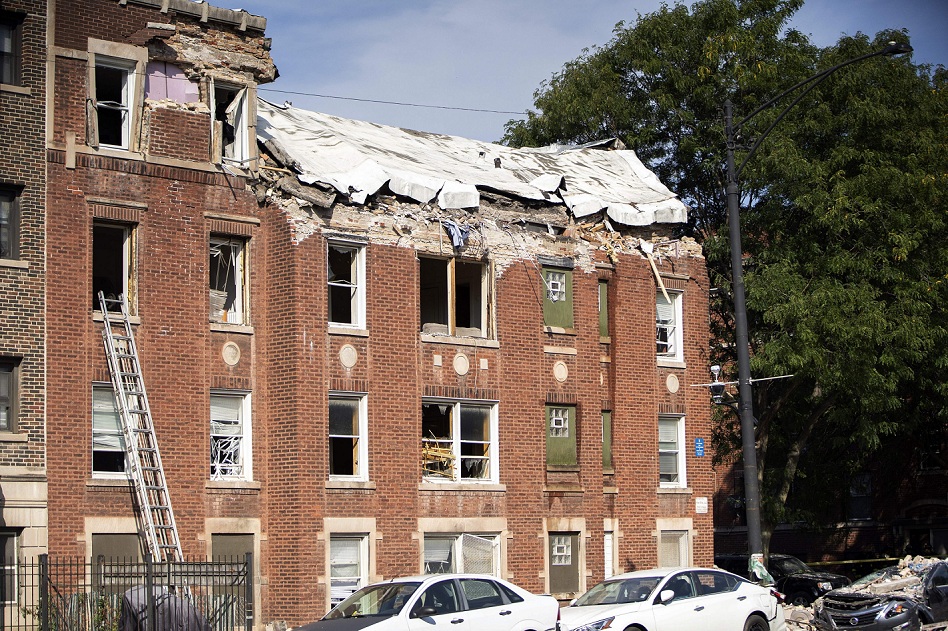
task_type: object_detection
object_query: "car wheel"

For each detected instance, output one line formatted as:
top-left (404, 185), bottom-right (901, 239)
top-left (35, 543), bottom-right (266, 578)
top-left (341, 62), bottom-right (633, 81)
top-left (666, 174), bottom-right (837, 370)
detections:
top-left (787, 591), bottom-right (812, 606)
top-left (743, 614), bottom-right (769, 631)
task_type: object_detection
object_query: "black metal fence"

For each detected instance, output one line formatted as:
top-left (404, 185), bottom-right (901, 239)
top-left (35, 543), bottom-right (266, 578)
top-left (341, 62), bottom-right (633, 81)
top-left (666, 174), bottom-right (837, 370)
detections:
top-left (4, 555), bottom-right (252, 631)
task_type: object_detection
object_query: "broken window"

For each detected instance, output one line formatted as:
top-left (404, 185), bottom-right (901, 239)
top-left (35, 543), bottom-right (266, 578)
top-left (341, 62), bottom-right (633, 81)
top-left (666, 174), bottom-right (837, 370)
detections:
top-left (93, 58), bottom-right (135, 149)
top-left (548, 532), bottom-right (580, 594)
top-left (92, 384), bottom-right (126, 477)
top-left (421, 400), bottom-right (495, 483)
top-left (209, 236), bottom-right (247, 324)
top-left (92, 222), bottom-right (135, 314)
top-left (423, 533), bottom-right (498, 575)
top-left (328, 242), bottom-right (365, 328)
top-left (542, 266), bottom-right (573, 329)
top-left (0, 188), bottom-right (19, 260)
top-left (210, 80), bottom-right (253, 166)
top-left (330, 535), bottom-right (368, 605)
top-left (659, 415), bottom-right (685, 488)
top-left (419, 257), bottom-right (488, 338)
top-left (656, 290), bottom-right (683, 361)
top-left (546, 405), bottom-right (577, 467)
top-left (329, 394), bottom-right (367, 480)
top-left (0, 359), bottom-right (18, 432)
top-left (0, 13), bottom-right (22, 86)
top-left (210, 391), bottom-right (250, 481)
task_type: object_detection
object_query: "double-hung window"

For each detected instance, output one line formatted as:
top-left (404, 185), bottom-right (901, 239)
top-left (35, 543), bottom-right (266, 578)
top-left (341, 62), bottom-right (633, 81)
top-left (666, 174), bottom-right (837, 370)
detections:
top-left (210, 391), bottom-right (251, 481)
top-left (423, 533), bottom-right (499, 575)
top-left (328, 242), bottom-right (366, 329)
top-left (92, 384), bottom-right (126, 477)
top-left (0, 359), bottom-right (17, 432)
top-left (656, 291), bottom-right (683, 362)
top-left (0, 13), bottom-right (23, 86)
top-left (329, 394), bottom-right (367, 480)
top-left (209, 236), bottom-right (248, 324)
top-left (0, 189), bottom-right (19, 260)
top-left (94, 58), bottom-right (135, 150)
top-left (659, 415), bottom-right (686, 488)
top-left (92, 221), bottom-right (136, 313)
top-left (421, 400), bottom-right (497, 483)
top-left (329, 535), bottom-right (368, 605)
top-left (419, 257), bottom-right (489, 338)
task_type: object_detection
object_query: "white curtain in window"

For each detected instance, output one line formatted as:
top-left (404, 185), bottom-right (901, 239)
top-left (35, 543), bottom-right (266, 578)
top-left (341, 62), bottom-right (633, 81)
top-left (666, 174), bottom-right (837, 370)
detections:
top-left (211, 395), bottom-right (242, 434)
top-left (92, 388), bottom-right (123, 449)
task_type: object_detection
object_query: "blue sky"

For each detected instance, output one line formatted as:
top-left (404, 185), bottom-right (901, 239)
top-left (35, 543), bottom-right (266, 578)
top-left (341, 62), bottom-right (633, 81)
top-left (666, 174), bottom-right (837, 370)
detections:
top-left (215, 0), bottom-right (946, 141)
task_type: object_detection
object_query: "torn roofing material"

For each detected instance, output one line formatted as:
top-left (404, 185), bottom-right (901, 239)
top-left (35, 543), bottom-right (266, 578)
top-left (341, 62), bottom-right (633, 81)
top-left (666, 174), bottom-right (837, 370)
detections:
top-left (255, 99), bottom-right (688, 227)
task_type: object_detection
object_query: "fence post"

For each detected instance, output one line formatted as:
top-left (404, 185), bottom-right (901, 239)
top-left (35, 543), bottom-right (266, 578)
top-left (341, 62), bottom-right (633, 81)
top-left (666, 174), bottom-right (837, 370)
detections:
top-left (39, 555), bottom-right (48, 631)
top-left (244, 553), bottom-right (253, 631)
top-left (145, 553), bottom-right (155, 631)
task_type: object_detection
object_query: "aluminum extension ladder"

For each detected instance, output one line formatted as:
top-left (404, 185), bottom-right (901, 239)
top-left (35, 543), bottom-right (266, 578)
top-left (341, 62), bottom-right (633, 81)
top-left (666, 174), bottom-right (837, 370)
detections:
top-left (98, 292), bottom-right (183, 564)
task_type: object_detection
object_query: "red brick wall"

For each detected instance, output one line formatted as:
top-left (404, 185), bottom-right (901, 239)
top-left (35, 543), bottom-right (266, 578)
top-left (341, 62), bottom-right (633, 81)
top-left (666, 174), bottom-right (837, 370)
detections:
top-left (146, 107), bottom-right (211, 163)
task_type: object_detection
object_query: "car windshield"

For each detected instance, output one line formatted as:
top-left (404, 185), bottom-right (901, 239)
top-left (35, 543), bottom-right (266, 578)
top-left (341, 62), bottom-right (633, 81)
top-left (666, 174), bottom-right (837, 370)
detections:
top-left (323, 582), bottom-right (421, 620)
top-left (770, 556), bottom-right (811, 575)
top-left (572, 577), bottom-right (662, 606)
top-left (850, 567), bottom-right (898, 588)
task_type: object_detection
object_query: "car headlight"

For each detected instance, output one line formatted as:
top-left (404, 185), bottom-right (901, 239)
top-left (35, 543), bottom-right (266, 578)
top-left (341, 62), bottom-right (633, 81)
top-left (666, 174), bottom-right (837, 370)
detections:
top-left (570, 617), bottom-right (615, 631)
top-left (883, 601), bottom-right (911, 619)
top-left (818, 582), bottom-right (832, 591)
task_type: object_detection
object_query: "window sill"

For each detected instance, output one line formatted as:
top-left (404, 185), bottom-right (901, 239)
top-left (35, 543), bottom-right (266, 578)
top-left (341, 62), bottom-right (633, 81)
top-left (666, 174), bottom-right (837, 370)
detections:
top-left (420, 334), bottom-right (499, 349)
top-left (0, 433), bottom-right (28, 443)
top-left (210, 322), bottom-right (254, 334)
top-left (206, 480), bottom-right (260, 492)
top-left (603, 486), bottom-right (619, 495)
top-left (0, 259), bottom-right (28, 270)
top-left (0, 83), bottom-right (30, 95)
top-left (329, 326), bottom-right (369, 337)
top-left (326, 480), bottom-right (376, 490)
top-left (543, 483), bottom-right (585, 493)
top-left (657, 486), bottom-right (692, 494)
top-left (657, 358), bottom-right (686, 369)
top-left (543, 326), bottom-right (576, 336)
top-left (93, 311), bottom-right (141, 324)
top-left (544, 345), bottom-right (576, 355)
top-left (600, 336), bottom-right (611, 344)
top-left (418, 481), bottom-right (506, 492)
top-left (87, 477), bottom-right (131, 488)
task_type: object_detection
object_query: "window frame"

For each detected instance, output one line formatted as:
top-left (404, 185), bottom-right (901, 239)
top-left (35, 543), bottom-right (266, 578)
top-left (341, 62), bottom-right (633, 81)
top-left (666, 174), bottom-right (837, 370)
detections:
top-left (419, 256), bottom-right (490, 339)
top-left (92, 220), bottom-right (136, 315)
top-left (209, 235), bottom-right (248, 325)
top-left (422, 533), bottom-right (500, 576)
top-left (602, 410), bottom-right (613, 471)
top-left (0, 359), bottom-right (18, 433)
top-left (328, 393), bottom-right (368, 482)
top-left (656, 290), bottom-right (683, 363)
top-left (0, 13), bottom-right (23, 87)
top-left (209, 78), bottom-right (256, 167)
top-left (542, 266), bottom-right (573, 329)
top-left (329, 534), bottom-right (369, 606)
top-left (659, 415), bottom-right (686, 488)
top-left (421, 399), bottom-right (498, 484)
top-left (327, 241), bottom-right (366, 329)
top-left (91, 383), bottom-right (128, 479)
top-left (210, 390), bottom-right (252, 482)
top-left (0, 530), bottom-right (18, 605)
top-left (548, 531), bottom-right (581, 595)
top-left (86, 40), bottom-right (146, 153)
top-left (658, 530), bottom-right (690, 568)
top-left (0, 185), bottom-right (20, 261)
top-left (546, 405), bottom-right (577, 468)
top-left (598, 279), bottom-right (609, 338)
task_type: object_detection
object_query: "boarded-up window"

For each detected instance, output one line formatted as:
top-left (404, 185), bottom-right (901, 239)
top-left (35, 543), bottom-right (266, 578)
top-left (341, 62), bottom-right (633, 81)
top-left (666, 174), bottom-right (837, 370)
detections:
top-left (543, 268), bottom-right (573, 328)
top-left (549, 532), bottom-right (580, 594)
top-left (546, 406), bottom-right (577, 467)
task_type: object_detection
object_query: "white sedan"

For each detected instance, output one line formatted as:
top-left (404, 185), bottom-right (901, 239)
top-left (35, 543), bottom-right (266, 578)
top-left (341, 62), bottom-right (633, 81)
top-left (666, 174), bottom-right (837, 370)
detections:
top-left (559, 567), bottom-right (787, 631)
top-left (296, 573), bottom-right (560, 631)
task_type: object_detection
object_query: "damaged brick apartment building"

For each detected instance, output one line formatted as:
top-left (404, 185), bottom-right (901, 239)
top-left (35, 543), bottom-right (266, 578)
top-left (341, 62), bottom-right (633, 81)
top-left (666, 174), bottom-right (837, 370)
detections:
top-left (3, 0), bottom-right (715, 625)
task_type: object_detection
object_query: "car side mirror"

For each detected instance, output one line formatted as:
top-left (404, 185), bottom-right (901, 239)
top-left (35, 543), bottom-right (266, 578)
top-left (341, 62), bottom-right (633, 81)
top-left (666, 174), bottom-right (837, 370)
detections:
top-left (412, 606), bottom-right (438, 618)
top-left (659, 589), bottom-right (675, 604)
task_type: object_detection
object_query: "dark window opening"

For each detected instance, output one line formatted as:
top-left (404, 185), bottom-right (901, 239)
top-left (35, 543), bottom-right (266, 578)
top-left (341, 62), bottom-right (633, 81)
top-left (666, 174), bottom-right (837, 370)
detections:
top-left (92, 223), bottom-right (129, 312)
top-left (0, 15), bottom-right (23, 86)
top-left (419, 257), bottom-right (485, 337)
top-left (95, 63), bottom-right (130, 148)
top-left (0, 360), bottom-right (17, 432)
top-left (0, 188), bottom-right (19, 260)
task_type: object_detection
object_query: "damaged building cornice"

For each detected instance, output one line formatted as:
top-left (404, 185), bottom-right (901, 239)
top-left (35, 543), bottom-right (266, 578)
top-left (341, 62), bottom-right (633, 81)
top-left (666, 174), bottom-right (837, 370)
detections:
top-left (113, 0), bottom-right (267, 33)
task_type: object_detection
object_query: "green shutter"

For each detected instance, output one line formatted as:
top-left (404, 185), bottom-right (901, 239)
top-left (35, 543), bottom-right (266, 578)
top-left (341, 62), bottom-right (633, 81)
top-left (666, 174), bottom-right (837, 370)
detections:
top-left (602, 411), bottom-right (612, 470)
top-left (542, 268), bottom-right (573, 328)
top-left (546, 405), bottom-right (577, 466)
top-left (598, 281), bottom-right (608, 337)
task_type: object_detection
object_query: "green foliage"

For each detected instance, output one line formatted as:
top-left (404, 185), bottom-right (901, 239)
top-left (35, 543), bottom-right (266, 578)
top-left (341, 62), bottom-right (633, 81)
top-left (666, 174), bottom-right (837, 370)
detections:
top-left (505, 0), bottom-right (948, 542)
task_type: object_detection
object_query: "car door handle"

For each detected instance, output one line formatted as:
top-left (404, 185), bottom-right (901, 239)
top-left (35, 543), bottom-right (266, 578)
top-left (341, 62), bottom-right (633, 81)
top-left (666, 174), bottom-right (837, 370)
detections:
top-left (450, 618), bottom-right (465, 624)
top-left (737, 596), bottom-right (747, 601)
top-left (694, 606), bottom-right (705, 611)
top-left (499, 610), bottom-right (512, 615)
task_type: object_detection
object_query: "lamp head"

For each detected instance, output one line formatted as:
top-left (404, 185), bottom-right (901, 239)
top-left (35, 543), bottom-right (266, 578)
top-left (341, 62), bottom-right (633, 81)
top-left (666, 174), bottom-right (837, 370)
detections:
top-left (882, 41), bottom-right (913, 56)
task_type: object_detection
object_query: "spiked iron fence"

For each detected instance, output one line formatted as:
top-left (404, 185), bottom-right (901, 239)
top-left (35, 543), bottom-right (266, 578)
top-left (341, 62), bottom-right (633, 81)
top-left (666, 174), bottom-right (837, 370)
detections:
top-left (3, 555), bottom-right (251, 631)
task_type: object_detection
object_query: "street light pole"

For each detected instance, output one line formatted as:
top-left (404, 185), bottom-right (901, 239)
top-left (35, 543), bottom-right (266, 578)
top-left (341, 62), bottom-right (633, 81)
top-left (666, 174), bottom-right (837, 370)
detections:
top-left (721, 41), bottom-right (912, 570)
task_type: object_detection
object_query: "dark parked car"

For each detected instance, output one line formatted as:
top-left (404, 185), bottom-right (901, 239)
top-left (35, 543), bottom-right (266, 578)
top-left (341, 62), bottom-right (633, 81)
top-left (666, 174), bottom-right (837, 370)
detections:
top-left (812, 560), bottom-right (948, 631)
top-left (715, 553), bottom-right (851, 606)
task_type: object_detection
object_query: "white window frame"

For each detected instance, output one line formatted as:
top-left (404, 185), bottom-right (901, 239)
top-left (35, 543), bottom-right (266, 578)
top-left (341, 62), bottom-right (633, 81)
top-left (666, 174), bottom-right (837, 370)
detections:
top-left (209, 78), bottom-right (254, 167)
top-left (656, 290), bottom-right (683, 362)
top-left (329, 534), bottom-right (368, 606)
top-left (659, 415), bottom-right (686, 488)
top-left (658, 530), bottom-right (690, 567)
top-left (551, 534), bottom-right (572, 566)
top-left (421, 399), bottom-right (498, 484)
top-left (328, 393), bottom-right (368, 482)
top-left (92, 383), bottom-right (127, 479)
top-left (419, 257), bottom-right (490, 339)
top-left (93, 57), bottom-right (135, 150)
top-left (209, 235), bottom-right (248, 325)
top-left (210, 391), bottom-right (252, 481)
top-left (327, 241), bottom-right (366, 329)
top-left (423, 533), bottom-right (500, 576)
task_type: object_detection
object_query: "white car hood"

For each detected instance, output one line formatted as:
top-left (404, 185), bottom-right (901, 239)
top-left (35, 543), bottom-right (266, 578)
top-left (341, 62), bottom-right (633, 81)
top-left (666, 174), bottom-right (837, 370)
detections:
top-left (559, 602), bottom-right (647, 627)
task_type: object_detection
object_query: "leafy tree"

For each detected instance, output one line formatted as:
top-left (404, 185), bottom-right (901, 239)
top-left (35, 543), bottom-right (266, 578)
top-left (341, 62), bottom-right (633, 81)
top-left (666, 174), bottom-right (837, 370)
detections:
top-left (504, 0), bottom-right (948, 555)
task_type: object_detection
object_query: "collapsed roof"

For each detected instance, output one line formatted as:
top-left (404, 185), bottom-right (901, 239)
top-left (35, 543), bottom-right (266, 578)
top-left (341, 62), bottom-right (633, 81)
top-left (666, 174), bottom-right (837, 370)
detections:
top-left (255, 99), bottom-right (688, 227)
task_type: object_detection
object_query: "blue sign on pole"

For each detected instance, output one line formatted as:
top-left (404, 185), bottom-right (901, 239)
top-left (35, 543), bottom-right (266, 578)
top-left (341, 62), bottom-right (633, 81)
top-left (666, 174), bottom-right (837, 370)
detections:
top-left (695, 438), bottom-right (705, 457)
